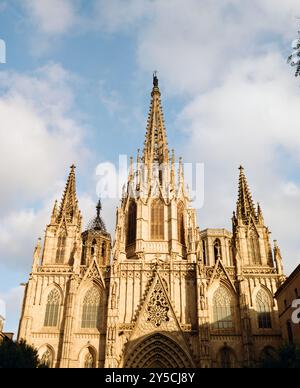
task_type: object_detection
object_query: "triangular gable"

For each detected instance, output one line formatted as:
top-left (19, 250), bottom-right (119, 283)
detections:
top-left (127, 271), bottom-right (193, 359)
top-left (209, 258), bottom-right (236, 292)
top-left (246, 216), bottom-right (260, 237)
top-left (83, 258), bottom-right (105, 288)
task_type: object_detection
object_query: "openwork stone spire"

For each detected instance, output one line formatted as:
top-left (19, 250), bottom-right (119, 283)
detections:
top-left (87, 199), bottom-right (108, 234)
top-left (236, 166), bottom-right (257, 224)
top-left (143, 73), bottom-right (169, 166)
top-left (57, 165), bottom-right (79, 224)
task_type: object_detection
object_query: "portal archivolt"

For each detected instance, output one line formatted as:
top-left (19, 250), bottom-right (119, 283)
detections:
top-left (124, 334), bottom-right (193, 368)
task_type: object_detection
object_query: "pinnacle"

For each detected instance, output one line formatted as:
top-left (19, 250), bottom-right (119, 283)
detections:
top-left (57, 165), bottom-right (79, 224)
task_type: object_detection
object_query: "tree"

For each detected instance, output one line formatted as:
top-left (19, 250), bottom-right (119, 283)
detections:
top-left (287, 31), bottom-right (300, 77)
top-left (260, 343), bottom-right (300, 369)
top-left (0, 338), bottom-right (48, 369)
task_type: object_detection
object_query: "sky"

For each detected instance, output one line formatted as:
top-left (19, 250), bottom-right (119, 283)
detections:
top-left (0, 0), bottom-right (300, 335)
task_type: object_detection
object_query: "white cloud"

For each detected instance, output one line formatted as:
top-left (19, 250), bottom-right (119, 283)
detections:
top-left (132, 0), bottom-right (299, 95)
top-left (0, 63), bottom-right (92, 272)
top-left (91, 0), bottom-right (151, 32)
top-left (282, 182), bottom-right (300, 198)
top-left (0, 64), bottom-right (88, 209)
top-left (23, 0), bottom-right (77, 35)
top-left (176, 52), bottom-right (300, 274)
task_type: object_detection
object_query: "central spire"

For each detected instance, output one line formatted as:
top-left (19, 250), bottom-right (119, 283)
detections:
top-left (236, 166), bottom-right (257, 224)
top-left (143, 73), bottom-right (169, 166)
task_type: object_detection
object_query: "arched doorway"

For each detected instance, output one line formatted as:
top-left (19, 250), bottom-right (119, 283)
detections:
top-left (124, 334), bottom-right (193, 368)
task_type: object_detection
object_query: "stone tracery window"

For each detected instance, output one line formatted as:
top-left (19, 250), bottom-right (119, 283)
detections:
top-left (44, 289), bottom-right (60, 327)
top-left (151, 199), bottom-right (164, 240)
top-left (249, 230), bottom-right (260, 265)
top-left (147, 281), bottom-right (169, 327)
top-left (81, 287), bottom-right (100, 329)
top-left (212, 286), bottom-right (234, 330)
top-left (256, 289), bottom-right (272, 329)
top-left (177, 201), bottom-right (185, 245)
top-left (127, 201), bottom-right (137, 245)
top-left (56, 233), bottom-right (66, 264)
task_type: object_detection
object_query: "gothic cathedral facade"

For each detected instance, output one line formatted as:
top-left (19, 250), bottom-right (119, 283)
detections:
top-left (18, 76), bottom-right (286, 368)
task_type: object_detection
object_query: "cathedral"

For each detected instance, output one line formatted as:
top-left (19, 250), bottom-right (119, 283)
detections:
top-left (18, 75), bottom-right (286, 368)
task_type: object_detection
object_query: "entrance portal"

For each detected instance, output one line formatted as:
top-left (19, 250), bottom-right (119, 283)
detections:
top-left (124, 334), bottom-right (193, 368)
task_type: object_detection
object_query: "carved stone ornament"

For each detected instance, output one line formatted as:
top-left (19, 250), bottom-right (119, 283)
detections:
top-left (147, 281), bottom-right (170, 327)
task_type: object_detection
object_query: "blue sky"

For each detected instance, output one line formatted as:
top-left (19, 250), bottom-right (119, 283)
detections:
top-left (0, 0), bottom-right (300, 335)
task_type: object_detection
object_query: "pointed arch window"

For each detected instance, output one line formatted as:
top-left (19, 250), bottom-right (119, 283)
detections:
top-left (214, 239), bottom-right (222, 262)
top-left (44, 289), bottom-right (60, 327)
top-left (91, 239), bottom-right (97, 257)
top-left (228, 240), bottom-right (234, 266)
top-left (101, 242), bottom-right (106, 257)
top-left (249, 230), bottom-right (260, 265)
top-left (81, 287), bottom-right (100, 329)
top-left (177, 202), bottom-right (185, 245)
top-left (256, 289), bottom-right (272, 329)
top-left (202, 240), bottom-right (207, 265)
top-left (151, 199), bottom-right (164, 240)
top-left (127, 201), bottom-right (137, 245)
top-left (81, 241), bottom-right (86, 265)
top-left (212, 286), bottom-right (234, 330)
top-left (56, 233), bottom-right (66, 264)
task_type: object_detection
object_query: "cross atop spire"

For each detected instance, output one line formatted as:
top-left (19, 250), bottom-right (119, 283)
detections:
top-left (236, 166), bottom-right (257, 224)
top-left (143, 73), bottom-right (169, 166)
top-left (57, 165), bottom-right (79, 224)
top-left (153, 71), bottom-right (159, 87)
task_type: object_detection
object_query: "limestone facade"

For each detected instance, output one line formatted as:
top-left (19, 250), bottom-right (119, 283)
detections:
top-left (18, 76), bottom-right (286, 368)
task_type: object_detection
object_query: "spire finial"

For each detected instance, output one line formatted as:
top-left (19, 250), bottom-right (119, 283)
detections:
top-left (96, 199), bottom-right (102, 218)
top-left (153, 71), bottom-right (159, 87)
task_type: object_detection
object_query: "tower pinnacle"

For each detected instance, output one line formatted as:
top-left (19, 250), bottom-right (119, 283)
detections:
top-left (57, 165), bottom-right (79, 224)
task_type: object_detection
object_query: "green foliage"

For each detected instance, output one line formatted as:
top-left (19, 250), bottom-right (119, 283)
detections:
top-left (260, 343), bottom-right (300, 369)
top-left (0, 338), bottom-right (48, 369)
